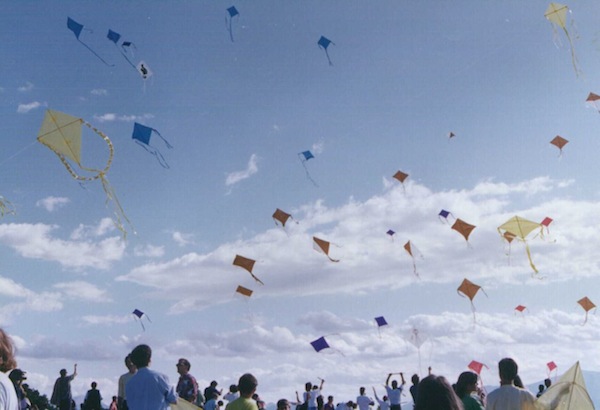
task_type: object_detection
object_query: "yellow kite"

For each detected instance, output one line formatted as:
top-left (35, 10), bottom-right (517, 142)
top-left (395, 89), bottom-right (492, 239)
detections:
top-left (37, 109), bottom-right (131, 238)
top-left (535, 362), bottom-right (594, 409)
top-left (498, 216), bottom-right (542, 274)
top-left (0, 197), bottom-right (15, 218)
top-left (544, 3), bottom-right (579, 76)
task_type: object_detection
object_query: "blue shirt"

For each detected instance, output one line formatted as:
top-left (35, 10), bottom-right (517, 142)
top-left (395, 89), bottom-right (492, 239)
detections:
top-left (126, 367), bottom-right (177, 410)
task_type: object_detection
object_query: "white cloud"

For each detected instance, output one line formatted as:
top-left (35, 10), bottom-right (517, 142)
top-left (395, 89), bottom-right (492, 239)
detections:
top-left (36, 196), bottom-right (70, 212)
top-left (172, 231), bottom-right (195, 247)
top-left (91, 89), bottom-right (108, 96)
top-left (70, 218), bottom-right (116, 240)
top-left (0, 276), bottom-right (62, 325)
top-left (17, 82), bottom-right (33, 92)
top-left (225, 154), bottom-right (259, 186)
top-left (0, 223), bottom-right (125, 270)
top-left (53, 281), bottom-right (111, 303)
top-left (81, 314), bottom-right (133, 326)
top-left (133, 244), bottom-right (165, 258)
top-left (311, 141), bottom-right (324, 154)
top-left (93, 113), bottom-right (154, 122)
top-left (17, 101), bottom-right (45, 114)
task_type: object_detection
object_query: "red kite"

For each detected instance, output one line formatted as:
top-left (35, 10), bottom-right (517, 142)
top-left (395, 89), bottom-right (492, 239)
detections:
top-left (458, 278), bottom-right (487, 321)
top-left (550, 136), bottom-right (569, 156)
top-left (578, 297), bottom-right (596, 325)
top-left (313, 237), bottom-right (339, 262)
top-left (233, 255), bottom-right (264, 285)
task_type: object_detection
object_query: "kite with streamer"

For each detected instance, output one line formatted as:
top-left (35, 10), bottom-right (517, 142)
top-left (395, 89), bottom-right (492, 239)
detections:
top-left (235, 285), bottom-right (253, 298)
top-left (544, 3), bottom-right (580, 76)
top-left (498, 216), bottom-right (543, 274)
top-left (550, 136), bottom-right (569, 156)
top-left (467, 360), bottom-right (489, 395)
top-left (514, 305), bottom-right (527, 315)
top-left (547, 361), bottom-right (558, 378)
top-left (438, 209), bottom-right (454, 224)
top-left (132, 309), bottom-right (151, 331)
top-left (386, 229), bottom-right (396, 241)
top-left (577, 297), bottom-right (595, 325)
top-left (310, 336), bottom-right (344, 356)
top-left (457, 278), bottom-right (487, 321)
top-left (318, 36), bottom-right (335, 66)
top-left (585, 92), bottom-right (600, 112)
top-left (502, 231), bottom-right (516, 263)
top-left (313, 237), bottom-right (339, 262)
top-left (272, 208), bottom-right (296, 229)
top-left (375, 316), bottom-right (388, 338)
top-left (452, 218), bottom-right (476, 244)
top-left (0, 197), bottom-right (15, 217)
top-left (233, 255), bottom-right (264, 285)
top-left (37, 109), bottom-right (132, 238)
top-left (67, 17), bottom-right (112, 66)
top-left (448, 132), bottom-right (456, 139)
top-left (403, 240), bottom-right (423, 278)
top-left (541, 217), bottom-right (553, 233)
top-left (298, 150), bottom-right (318, 186)
top-left (405, 327), bottom-right (428, 375)
top-left (132, 123), bottom-right (173, 168)
top-left (393, 170), bottom-right (409, 192)
top-left (226, 6), bottom-right (239, 42)
top-left (106, 29), bottom-right (138, 70)
top-left (535, 361), bottom-right (594, 410)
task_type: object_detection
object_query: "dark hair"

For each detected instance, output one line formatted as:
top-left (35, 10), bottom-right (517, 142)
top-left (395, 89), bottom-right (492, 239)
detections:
top-left (230, 384), bottom-right (239, 393)
top-left (513, 375), bottom-right (524, 388)
top-left (455, 371), bottom-right (478, 399)
top-left (130, 344), bottom-right (152, 368)
top-left (277, 399), bottom-right (290, 410)
top-left (238, 373), bottom-right (258, 396)
top-left (414, 375), bottom-right (463, 410)
top-left (411, 374), bottom-right (420, 385)
top-left (498, 358), bottom-right (518, 381)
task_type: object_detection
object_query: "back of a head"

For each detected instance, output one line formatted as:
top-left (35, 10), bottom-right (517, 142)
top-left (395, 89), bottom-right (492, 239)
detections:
top-left (411, 374), bottom-right (420, 385)
top-left (455, 371), bottom-right (478, 399)
top-left (91, 381), bottom-right (97, 389)
top-left (414, 375), bottom-right (463, 410)
top-left (0, 329), bottom-right (16, 373)
top-left (359, 387), bottom-right (365, 395)
top-left (277, 399), bottom-right (290, 410)
top-left (230, 384), bottom-right (239, 393)
top-left (498, 358), bottom-right (518, 382)
top-left (238, 373), bottom-right (258, 396)
top-left (130, 344), bottom-right (152, 368)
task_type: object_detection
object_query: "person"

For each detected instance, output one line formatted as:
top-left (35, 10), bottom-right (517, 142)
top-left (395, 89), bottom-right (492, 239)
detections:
top-left (536, 384), bottom-right (545, 398)
top-left (324, 396), bottom-right (335, 410)
top-left (118, 354), bottom-right (137, 410)
top-left (206, 392), bottom-right (220, 410)
top-left (223, 385), bottom-right (240, 403)
top-left (485, 358), bottom-right (535, 410)
top-left (252, 394), bottom-right (265, 410)
top-left (176, 358), bottom-right (198, 403)
top-left (50, 364), bottom-right (77, 410)
top-left (125, 344), bottom-right (177, 410)
top-left (225, 373), bottom-right (258, 410)
top-left (305, 380), bottom-right (324, 410)
top-left (372, 387), bottom-right (389, 410)
top-left (356, 387), bottom-right (373, 410)
top-left (83, 382), bottom-right (102, 410)
top-left (544, 378), bottom-right (552, 389)
top-left (414, 374), bottom-right (463, 410)
top-left (385, 373), bottom-right (405, 410)
top-left (0, 329), bottom-right (19, 410)
top-left (455, 372), bottom-right (484, 410)
top-left (409, 374), bottom-right (419, 408)
top-left (109, 396), bottom-right (118, 410)
top-left (8, 369), bottom-right (27, 410)
top-left (278, 399), bottom-right (291, 410)
top-left (513, 375), bottom-right (524, 389)
top-left (205, 381), bottom-right (222, 404)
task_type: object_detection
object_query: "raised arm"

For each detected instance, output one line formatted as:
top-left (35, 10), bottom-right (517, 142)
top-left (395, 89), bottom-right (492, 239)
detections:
top-left (400, 373), bottom-right (405, 385)
top-left (385, 373), bottom-right (392, 386)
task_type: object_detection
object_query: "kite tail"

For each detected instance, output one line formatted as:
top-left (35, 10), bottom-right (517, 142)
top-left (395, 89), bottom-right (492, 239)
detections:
top-left (135, 140), bottom-right (170, 169)
top-left (326, 255), bottom-right (340, 263)
top-left (119, 51), bottom-right (138, 70)
top-left (471, 301), bottom-right (477, 323)
top-left (325, 50), bottom-right (333, 66)
top-left (152, 128), bottom-right (173, 149)
top-left (227, 18), bottom-right (235, 42)
top-left (412, 260), bottom-right (420, 279)
top-left (250, 273), bottom-right (265, 286)
top-left (99, 173), bottom-right (135, 239)
top-left (301, 162), bottom-right (319, 187)
top-left (0, 197), bottom-right (15, 217)
top-left (136, 318), bottom-right (146, 331)
top-left (78, 39), bottom-right (114, 66)
top-left (524, 243), bottom-right (538, 273)
top-left (563, 28), bottom-right (581, 77)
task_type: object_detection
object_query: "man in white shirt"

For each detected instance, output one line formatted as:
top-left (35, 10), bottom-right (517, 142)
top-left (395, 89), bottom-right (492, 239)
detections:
top-left (485, 358), bottom-right (535, 410)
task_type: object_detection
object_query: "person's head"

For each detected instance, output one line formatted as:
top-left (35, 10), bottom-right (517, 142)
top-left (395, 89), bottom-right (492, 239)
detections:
top-left (391, 380), bottom-right (398, 389)
top-left (327, 396), bottom-right (334, 403)
top-left (411, 374), bottom-right (420, 385)
top-left (112, 396), bottom-right (117, 402)
top-left (359, 387), bottom-right (365, 395)
top-left (277, 399), bottom-right (291, 410)
top-left (125, 354), bottom-right (136, 372)
top-left (455, 371), bottom-right (478, 399)
top-left (383, 396), bottom-right (388, 402)
top-left (211, 380), bottom-right (218, 388)
top-left (177, 358), bottom-right (191, 375)
top-left (544, 378), bottom-right (552, 388)
top-left (498, 358), bottom-right (518, 383)
top-left (8, 369), bottom-right (26, 384)
top-left (60, 369), bottom-right (67, 377)
top-left (538, 384), bottom-right (545, 392)
top-left (0, 329), bottom-right (16, 373)
top-left (305, 382), bottom-right (312, 392)
top-left (130, 344), bottom-right (152, 368)
top-left (237, 373), bottom-right (258, 397)
top-left (414, 375), bottom-right (462, 410)
top-left (229, 384), bottom-right (239, 393)
top-left (91, 382), bottom-right (97, 389)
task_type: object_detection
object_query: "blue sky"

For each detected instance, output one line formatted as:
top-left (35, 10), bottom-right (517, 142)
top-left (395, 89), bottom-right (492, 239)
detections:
top-left (2, 0), bottom-right (600, 407)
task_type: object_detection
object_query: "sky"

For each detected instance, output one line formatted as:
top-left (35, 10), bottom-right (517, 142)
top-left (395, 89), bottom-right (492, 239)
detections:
top-left (2, 0), bottom-right (600, 407)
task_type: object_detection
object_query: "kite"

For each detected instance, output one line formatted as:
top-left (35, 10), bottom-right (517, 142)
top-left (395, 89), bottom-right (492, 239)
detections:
top-left (318, 36), bottom-right (334, 66)
top-left (172, 398), bottom-right (202, 410)
top-left (67, 17), bottom-right (112, 66)
top-left (106, 29), bottom-right (138, 70)
top-left (403, 240), bottom-right (423, 278)
top-left (451, 218), bottom-right (476, 244)
top-left (514, 305), bottom-right (527, 315)
top-left (386, 229), bottom-right (396, 240)
top-left (536, 361), bottom-right (594, 410)
top-left (547, 361), bottom-right (558, 378)
top-left (136, 61), bottom-right (152, 80)
top-left (0, 197), bottom-right (15, 217)
top-left (448, 132), bottom-right (456, 139)
top-left (541, 217), bottom-right (553, 233)
top-left (226, 6), bottom-right (239, 42)
top-left (550, 136), bottom-right (569, 156)
top-left (235, 285), bottom-right (253, 298)
top-left (132, 123), bottom-right (173, 168)
top-left (310, 336), bottom-right (330, 352)
top-left (132, 309), bottom-right (151, 331)
top-left (577, 297), bottom-right (596, 325)
top-left (438, 209), bottom-right (454, 224)
top-left (585, 92), bottom-right (600, 112)
top-left (405, 327), bottom-right (429, 376)
top-left (393, 171), bottom-right (409, 192)
top-left (313, 237), bottom-right (339, 262)
top-left (298, 150), bottom-right (318, 186)
top-left (468, 360), bottom-right (488, 376)
top-left (375, 316), bottom-right (388, 338)
top-left (544, 3), bottom-right (579, 76)
top-left (37, 109), bottom-right (132, 238)
top-left (233, 255), bottom-right (264, 285)
top-left (502, 231), bottom-right (517, 262)
top-left (498, 216), bottom-right (543, 274)
top-left (272, 208), bottom-right (295, 228)
top-left (457, 278), bottom-right (487, 321)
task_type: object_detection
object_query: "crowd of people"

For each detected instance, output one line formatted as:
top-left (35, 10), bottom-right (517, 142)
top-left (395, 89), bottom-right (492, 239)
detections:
top-left (0, 326), bottom-right (556, 410)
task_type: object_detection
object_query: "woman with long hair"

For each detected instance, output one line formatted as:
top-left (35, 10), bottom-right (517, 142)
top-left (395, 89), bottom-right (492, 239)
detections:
top-left (414, 375), bottom-right (463, 410)
top-left (455, 372), bottom-right (484, 410)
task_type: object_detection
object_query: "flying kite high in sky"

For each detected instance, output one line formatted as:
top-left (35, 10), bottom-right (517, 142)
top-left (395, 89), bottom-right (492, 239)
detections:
top-left (318, 36), bottom-right (334, 66)
top-left (226, 6), bottom-right (239, 42)
top-left (132, 123), bottom-right (173, 168)
top-left (497, 216), bottom-right (543, 274)
top-left (298, 150), bottom-right (318, 186)
top-left (233, 255), bottom-right (264, 285)
top-left (272, 208), bottom-right (294, 228)
top-left (405, 327), bottom-right (428, 375)
top-left (544, 2), bottom-right (579, 76)
top-left (132, 309), bottom-right (151, 331)
top-left (577, 297), bottom-right (596, 325)
top-left (106, 29), bottom-right (138, 70)
top-left (514, 305), bottom-right (527, 315)
top-left (403, 240), bottom-right (423, 278)
top-left (547, 361), bottom-right (558, 377)
top-left (375, 316), bottom-right (388, 338)
top-left (457, 278), bottom-right (487, 321)
top-left (585, 92), bottom-right (600, 113)
top-left (467, 360), bottom-right (488, 376)
top-left (313, 237), bottom-right (339, 262)
top-left (438, 209), bottom-right (454, 224)
top-left (235, 285), bottom-right (253, 298)
top-left (386, 229), bottom-right (396, 240)
top-left (37, 109), bottom-right (132, 238)
top-left (393, 170), bottom-right (409, 192)
top-left (67, 17), bottom-right (112, 66)
top-left (451, 218), bottom-right (476, 244)
top-left (550, 135), bottom-right (569, 156)
top-left (310, 336), bottom-right (330, 353)
top-left (0, 196), bottom-right (15, 218)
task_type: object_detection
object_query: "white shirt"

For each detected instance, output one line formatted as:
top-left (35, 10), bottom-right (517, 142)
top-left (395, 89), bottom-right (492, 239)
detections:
top-left (485, 385), bottom-right (535, 410)
top-left (0, 371), bottom-right (18, 410)
top-left (356, 395), bottom-right (373, 410)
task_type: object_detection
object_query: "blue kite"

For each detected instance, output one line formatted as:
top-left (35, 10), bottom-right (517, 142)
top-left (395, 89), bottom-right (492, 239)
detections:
top-left (107, 29), bottom-right (137, 70)
top-left (226, 6), bottom-right (239, 42)
top-left (67, 17), bottom-right (112, 66)
top-left (132, 123), bottom-right (173, 168)
top-left (318, 36), bottom-right (335, 66)
top-left (298, 150), bottom-right (318, 186)
top-left (132, 308), bottom-right (151, 331)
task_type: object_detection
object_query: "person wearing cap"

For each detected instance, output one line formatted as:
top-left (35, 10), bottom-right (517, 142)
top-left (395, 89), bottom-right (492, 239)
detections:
top-left (0, 329), bottom-right (19, 410)
top-left (125, 344), bottom-right (177, 410)
top-left (176, 358), bottom-right (198, 403)
top-left (8, 369), bottom-right (27, 410)
top-left (50, 364), bottom-right (77, 410)
top-left (118, 354), bottom-right (137, 410)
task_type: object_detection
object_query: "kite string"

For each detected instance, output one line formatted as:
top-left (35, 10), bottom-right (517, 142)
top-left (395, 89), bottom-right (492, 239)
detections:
top-left (0, 140), bottom-right (38, 168)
